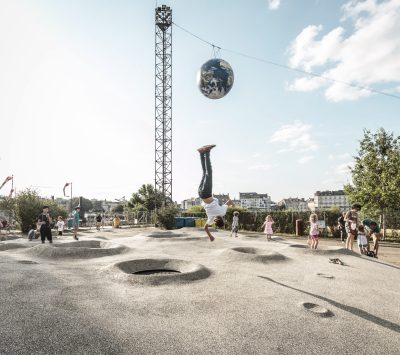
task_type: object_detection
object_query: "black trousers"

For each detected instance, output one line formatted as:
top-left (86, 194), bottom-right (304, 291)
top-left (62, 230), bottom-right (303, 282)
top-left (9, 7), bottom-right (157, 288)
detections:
top-left (198, 151), bottom-right (213, 199)
top-left (40, 226), bottom-right (52, 242)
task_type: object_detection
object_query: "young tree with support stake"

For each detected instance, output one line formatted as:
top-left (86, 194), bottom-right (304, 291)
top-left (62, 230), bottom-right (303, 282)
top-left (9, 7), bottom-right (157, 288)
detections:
top-left (344, 128), bottom-right (400, 238)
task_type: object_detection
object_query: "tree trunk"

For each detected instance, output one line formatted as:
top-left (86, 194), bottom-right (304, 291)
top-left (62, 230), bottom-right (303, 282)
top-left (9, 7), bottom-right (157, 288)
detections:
top-left (380, 212), bottom-right (386, 240)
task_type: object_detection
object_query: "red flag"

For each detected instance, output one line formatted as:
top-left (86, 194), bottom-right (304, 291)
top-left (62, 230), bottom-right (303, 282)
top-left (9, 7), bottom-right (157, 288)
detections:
top-left (0, 176), bottom-right (13, 190)
top-left (63, 183), bottom-right (70, 197)
top-left (8, 188), bottom-right (14, 198)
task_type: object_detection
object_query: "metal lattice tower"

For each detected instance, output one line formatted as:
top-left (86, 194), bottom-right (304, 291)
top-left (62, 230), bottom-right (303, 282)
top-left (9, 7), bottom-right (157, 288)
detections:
top-left (155, 5), bottom-right (172, 206)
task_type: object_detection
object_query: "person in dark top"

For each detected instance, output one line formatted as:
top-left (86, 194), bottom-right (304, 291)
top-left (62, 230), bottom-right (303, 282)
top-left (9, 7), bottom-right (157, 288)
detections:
top-left (337, 212), bottom-right (347, 243)
top-left (37, 206), bottom-right (53, 244)
top-left (96, 214), bottom-right (102, 231)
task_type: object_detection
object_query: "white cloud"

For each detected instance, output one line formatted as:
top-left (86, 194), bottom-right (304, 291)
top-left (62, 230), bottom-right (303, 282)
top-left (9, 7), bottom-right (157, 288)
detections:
top-left (270, 121), bottom-right (318, 152)
top-left (248, 164), bottom-right (274, 171)
top-left (335, 161), bottom-right (354, 175)
top-left (329, 153), bottom-right (351, 160)
top-left (268, 0), bottom-right (281, 10)
top-left (252, 153), bottom-right (262, 158)
top-left (298, 155), bottom-right (314, 164)
top-left (287, 0), bottom-right (400, 101)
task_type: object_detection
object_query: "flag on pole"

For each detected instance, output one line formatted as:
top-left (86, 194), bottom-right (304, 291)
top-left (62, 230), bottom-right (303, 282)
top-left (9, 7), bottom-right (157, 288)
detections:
top-left (8, 188), bottom-right (14, 198)
top-left (0, 176), bottom-right (13, 190)
top-left (63, 183), bottom-right (70, 197)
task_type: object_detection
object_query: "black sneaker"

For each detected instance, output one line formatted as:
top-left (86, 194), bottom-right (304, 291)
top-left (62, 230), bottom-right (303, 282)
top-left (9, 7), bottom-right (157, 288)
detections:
top-left (41, 241), bottom-right (45, 244)
top-left (49, 240), bottom-right (53, 244)
top-left (74, 236), bottom-right (79, 241)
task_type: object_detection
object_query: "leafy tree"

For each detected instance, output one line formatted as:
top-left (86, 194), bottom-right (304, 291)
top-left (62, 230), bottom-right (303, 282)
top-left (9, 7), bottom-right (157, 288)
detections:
top-left (187, 205), bottom-right (205, 213)
top-left (111, 204), bottom-right (124, 214)
top-left (155, 204), bottom-right (179, 230)
top-left (0, 196), bottom-right (17, 228)
top-left (71, 197), bottom-right (93, 217)
top-left (344, 128), bottom-right (400, 232)
top-left (91, 199), bottom-right (104, 212)
top-left (128, 184), bottom-right (164, 211)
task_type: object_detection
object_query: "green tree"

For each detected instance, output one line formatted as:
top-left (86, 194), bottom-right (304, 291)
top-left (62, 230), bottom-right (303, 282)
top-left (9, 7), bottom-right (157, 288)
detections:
top-left (155, 204), bottom-right (179, 230)
top-left (344, 128), bottom-right (400, 233)
top-left (128, 184), bottom-right (164, 211)
top-left (187, 205), bottom-right (205, 213)
top-left (71, 197), bottom-right (93, 217)
top-left (0, 196), bottom-right (17, 229)
top-left (111, 204), bottom-right (124, 214)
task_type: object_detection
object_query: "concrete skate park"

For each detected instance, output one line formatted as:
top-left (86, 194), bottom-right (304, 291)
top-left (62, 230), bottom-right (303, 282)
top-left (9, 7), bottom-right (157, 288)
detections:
top-left (1, 227), bottom-right (399, 355)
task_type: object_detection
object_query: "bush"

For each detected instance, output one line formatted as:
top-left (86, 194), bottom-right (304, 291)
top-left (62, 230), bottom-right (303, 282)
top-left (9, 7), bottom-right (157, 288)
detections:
top-left (155, 205), bottom-right (179, 230)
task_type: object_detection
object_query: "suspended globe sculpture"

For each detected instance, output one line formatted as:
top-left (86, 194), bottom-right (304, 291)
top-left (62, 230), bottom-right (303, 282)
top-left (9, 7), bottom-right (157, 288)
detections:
top-left (197, 58), bottom-right (234, 99)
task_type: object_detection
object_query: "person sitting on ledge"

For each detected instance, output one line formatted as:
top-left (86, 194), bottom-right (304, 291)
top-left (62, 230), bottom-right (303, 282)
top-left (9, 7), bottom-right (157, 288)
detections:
top-left (197, 145), bottom-right (234, 241)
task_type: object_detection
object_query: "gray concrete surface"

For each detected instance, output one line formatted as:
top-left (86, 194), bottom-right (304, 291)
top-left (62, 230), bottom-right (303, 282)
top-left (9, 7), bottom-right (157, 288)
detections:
top-left (0, 227), bottom-right (399, 354)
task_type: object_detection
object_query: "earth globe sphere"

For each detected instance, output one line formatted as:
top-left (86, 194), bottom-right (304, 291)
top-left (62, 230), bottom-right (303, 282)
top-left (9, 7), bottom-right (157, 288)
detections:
top-left (197, 58), bottom-right (234, 99)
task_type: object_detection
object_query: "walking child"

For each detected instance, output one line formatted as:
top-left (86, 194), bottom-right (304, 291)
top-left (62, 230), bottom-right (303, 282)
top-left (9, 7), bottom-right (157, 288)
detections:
top-left (230, 211), bottom-right (239, 237)
top-left (309, 213), bottom-right (319, 249)
top-left (56, 216), bottom-right (65, 237)
top-left (357, 225), bottom-right (368, 255)
top-left (261, 215), bottom-right (274, 241)
top-left (197, 145), bottom-right (235, 241)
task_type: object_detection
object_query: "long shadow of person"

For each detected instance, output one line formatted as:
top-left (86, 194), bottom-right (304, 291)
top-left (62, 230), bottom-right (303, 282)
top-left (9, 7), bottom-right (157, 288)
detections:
top-left (258, 276), bottom-right (400, 333)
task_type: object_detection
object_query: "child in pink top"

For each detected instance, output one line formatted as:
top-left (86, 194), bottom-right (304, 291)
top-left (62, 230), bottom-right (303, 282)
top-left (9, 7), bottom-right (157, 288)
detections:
top-left (261, 215), bottom-right (274, 241)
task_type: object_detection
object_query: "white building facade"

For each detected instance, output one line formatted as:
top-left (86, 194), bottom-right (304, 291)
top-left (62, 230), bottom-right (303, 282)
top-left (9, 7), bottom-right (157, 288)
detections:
top-left (278, 198), bottom-right (309, 212)
top-left (239, 192), bottom-right (271, 211)
top-left (314, 190), bottom-right (350, 211)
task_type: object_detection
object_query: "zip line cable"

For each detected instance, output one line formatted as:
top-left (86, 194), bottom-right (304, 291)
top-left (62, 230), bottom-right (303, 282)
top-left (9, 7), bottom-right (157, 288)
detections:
top-left (172, 21), bottom-right (400, 101)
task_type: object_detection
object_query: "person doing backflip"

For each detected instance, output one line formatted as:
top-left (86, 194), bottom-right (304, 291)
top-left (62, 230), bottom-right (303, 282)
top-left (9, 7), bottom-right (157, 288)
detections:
top-left (197, 145), bottom-right (234, 241)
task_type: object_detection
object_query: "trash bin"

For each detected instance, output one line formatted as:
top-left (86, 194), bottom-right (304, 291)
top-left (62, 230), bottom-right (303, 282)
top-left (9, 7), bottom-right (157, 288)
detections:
top-left (195, 219), bottom-right (203, 228)
top-left (184, 217), bottom-right (196, 227)
top-left (295, 219), bottom-right (304, 236)
top-left (175, 217), bottom-right (185, 229)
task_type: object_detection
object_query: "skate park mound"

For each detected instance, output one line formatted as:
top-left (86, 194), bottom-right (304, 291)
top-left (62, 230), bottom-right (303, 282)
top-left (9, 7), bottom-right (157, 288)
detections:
top-left (146, 231), bottom-right (186, 238)
top-left (300, 302), bottom-right (334, 318)
top-left (107, 258), bottom-right (211, 286)
top-left (23, 240), bottom-right (127, 259)
top-left (223, 247), bottom-right (288, 264)
top-left (288, 244), bottom-right (357, 256)
top-left (0, 243), bottom-right (29, 251)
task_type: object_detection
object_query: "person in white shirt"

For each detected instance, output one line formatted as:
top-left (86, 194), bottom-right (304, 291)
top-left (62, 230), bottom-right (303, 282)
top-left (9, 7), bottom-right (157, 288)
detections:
top-left (357, 225), bottom-right (368, 255)
top-left (197, 145), bottom-right (234, 241)
top-left (56, 216), bottom-right (65, 237)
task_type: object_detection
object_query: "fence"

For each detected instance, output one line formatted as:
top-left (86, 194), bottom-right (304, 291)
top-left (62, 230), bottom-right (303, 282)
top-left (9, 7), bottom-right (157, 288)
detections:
top-left (182, 209), bottom-right (400, 241)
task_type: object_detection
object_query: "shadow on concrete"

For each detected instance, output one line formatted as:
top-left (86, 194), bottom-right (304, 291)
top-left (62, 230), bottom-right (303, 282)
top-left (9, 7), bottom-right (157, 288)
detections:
top-left (258, 276), bottom-right (400, 333)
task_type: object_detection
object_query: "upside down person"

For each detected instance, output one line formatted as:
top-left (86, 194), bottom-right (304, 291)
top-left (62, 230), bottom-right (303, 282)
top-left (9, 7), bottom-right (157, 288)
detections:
top-left (197, 145), bottom-right (234, 241)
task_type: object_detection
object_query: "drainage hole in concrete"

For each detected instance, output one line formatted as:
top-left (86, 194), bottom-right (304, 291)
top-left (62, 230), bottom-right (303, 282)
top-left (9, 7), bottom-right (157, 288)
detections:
top-left (133, 269), bottom-right (181, 276)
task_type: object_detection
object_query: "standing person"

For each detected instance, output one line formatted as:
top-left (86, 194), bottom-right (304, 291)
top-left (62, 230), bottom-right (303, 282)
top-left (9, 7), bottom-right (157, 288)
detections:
top-left (261, 215), bottom-right (274, 241)
top-left (96, 214), bottom-right (102, 231)
top-left (230, 211), bottom-right (239, 237)
top-left (101, 214), bottom-right (106, 229)
top-left (357, 225), bottom-right (368, 255)
top-left (344, 204), bottom-right (361, 251)
top-left (309, 213), bottom-right (319, 249)
top-left (338, 212), bottom-right (347, 243)
top-left (362, 218), bottom-right (380, 258)
top-left (38, 206), bottom-right (53, 244)
top-left (73, 207), bottom-right (80, 241)
top-left (56, 216), bottom-right (65, 237)
top-left (197, 144), bottom-right (235, 242)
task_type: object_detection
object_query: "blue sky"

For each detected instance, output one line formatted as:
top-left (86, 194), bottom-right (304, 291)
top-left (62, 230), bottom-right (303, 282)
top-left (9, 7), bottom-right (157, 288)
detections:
top-left (0, 0), bottom-right (399, 203)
